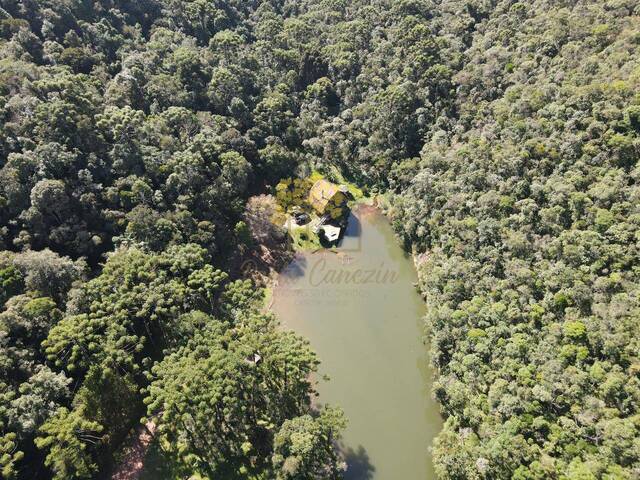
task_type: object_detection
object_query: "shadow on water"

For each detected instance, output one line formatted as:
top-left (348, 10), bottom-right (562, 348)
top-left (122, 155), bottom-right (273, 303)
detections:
top-left (372, 209), bottom-right (413, 261)
top-left (342, 211), bottom-right (361, 238)
top-left (342, 445), bottom-right (375, 480)
top-left (280, 254), bottom-right (308, 279)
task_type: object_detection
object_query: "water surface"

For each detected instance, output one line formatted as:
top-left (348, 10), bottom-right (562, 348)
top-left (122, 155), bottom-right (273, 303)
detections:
top-left (272, 205), bottom-right (442, 480)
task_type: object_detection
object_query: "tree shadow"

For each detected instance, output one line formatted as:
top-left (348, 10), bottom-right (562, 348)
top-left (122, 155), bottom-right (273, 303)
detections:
top-left (279, 253), bottom-right (308, 279)
top-left (342, 444), bottom-right (375, 480)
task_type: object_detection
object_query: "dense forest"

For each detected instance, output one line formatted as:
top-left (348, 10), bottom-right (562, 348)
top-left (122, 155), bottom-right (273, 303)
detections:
top-left (0, 0), bottom-right (639, 478)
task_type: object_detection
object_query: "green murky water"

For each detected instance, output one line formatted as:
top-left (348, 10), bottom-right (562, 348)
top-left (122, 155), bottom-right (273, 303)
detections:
top-left (272, 205), bottom-right (442, 480)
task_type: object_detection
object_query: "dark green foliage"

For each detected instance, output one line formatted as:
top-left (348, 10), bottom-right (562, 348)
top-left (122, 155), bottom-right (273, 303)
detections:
top-left (386, 2), bottom-right (640, 477)
top-left (43, 244), bottom-right (224, 375)
top-left (0, 265), bottom-right (23, 306)
top-left (272, 408), bottom-right (347, 480)
top-left (1, 0), bottom-right (639, 478)
top-left (144, 313), bottom-right (342, 477)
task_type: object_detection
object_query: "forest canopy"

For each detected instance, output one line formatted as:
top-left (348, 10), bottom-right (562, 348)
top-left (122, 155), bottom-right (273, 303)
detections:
top-left (0, 0), bottom-right (639, 479)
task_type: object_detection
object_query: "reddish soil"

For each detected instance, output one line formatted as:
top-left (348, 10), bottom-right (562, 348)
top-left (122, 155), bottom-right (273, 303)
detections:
top-left (111, 421), bottom-right (156, 480)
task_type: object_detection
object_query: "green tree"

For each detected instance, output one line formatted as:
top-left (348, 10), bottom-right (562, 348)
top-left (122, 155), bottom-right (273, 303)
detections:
top-left (35, 407), bottom-right (104, 480)
top-left (145, 313), bottom-right (338, 477)
top-left (272, 408), bottom-right (347, 480)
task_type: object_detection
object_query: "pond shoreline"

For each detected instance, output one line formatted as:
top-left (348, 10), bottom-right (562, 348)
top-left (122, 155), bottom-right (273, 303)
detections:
top-left (270, 204), bottom-right (443, 480)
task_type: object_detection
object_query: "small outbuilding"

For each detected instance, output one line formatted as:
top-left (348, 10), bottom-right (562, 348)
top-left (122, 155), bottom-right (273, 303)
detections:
top-left (321, 225), bottom-right (341, 243)
top-left (308, 179), bottom-right (347, 215)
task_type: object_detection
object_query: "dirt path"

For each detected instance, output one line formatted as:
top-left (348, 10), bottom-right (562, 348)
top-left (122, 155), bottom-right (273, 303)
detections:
top-left (111, 421), bottom-right (156, 480)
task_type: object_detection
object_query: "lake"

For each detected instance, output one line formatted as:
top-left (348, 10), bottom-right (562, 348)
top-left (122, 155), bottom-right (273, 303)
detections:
top-left (272, 205), bottom-right (442, 480)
